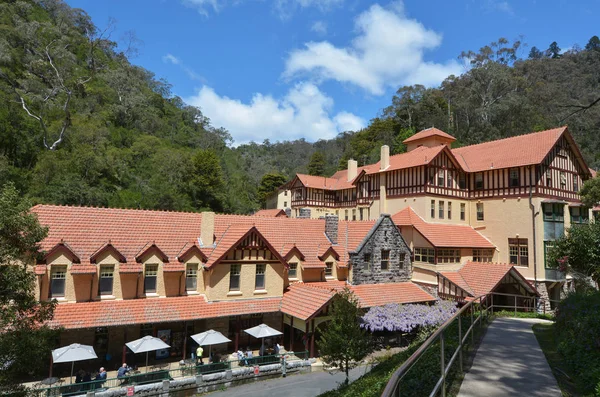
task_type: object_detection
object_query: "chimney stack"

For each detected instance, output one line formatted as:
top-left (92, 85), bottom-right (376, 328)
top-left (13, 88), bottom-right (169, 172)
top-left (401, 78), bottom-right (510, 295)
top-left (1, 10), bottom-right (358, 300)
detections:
top-left (380, 145), bottom-right (390, 171)
top-left (200, 212), bottom-right (215, 247)
top-left (325, 214), bottom-right (339, 245)
top-left (347, 159), bottom-right (358, 181)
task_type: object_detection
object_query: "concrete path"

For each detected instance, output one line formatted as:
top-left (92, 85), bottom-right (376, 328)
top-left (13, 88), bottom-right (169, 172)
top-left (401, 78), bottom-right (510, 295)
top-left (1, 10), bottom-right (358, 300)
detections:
top-left (204, 364), bottom-right (373, 397)
top-left (458, 317), bottom-right (561, 397)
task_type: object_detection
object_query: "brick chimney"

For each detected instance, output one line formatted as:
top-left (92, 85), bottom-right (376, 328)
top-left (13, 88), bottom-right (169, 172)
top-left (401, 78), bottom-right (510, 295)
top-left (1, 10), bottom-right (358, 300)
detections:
top-left (298, 208), bottom-right (311, 219)
top-left (380, 145), bottom-right (390, 171)
top-left (347, 159), bottom-right (358, 181)
top-left (200, 212), bottom-right (215, 247)
top-left (325, 214), bottom-right (339, 245)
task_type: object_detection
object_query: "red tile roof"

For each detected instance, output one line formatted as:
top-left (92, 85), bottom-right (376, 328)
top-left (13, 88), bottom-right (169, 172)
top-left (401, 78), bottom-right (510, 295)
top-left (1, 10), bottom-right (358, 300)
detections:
top-left (452, 127), bottom-right (566, 172)
top-left (50, 296), bottom-right (282, 329)
top-left (119, 263), bottom-right (143, 273)
top-left (440, 261), bottom-right (537, 298)
top-left (254, 209), bottom-right (287, 217)
top-left (403, 128), bottom-right (456, 144)
top-left (392, 207), bottom-right (495, 248)
top-left (34, 265), bottom-right (47, 275)
top-left (350, 282), bottom-right (436, 308)
top-left (280, 284), bottom-right (335, 320)
top-left (69, 265), bottom-right (97, 274)
top-left (365, 145), bottom-right (448, 174)
top-left (162, 263), bottom-right (185, 272)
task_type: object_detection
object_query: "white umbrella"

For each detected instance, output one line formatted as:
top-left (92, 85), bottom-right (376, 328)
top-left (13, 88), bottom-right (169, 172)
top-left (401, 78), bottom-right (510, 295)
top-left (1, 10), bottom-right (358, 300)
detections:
top-left (52, 343), bottom-right (97, 383)
top-left (244, 324), bottom-right (282, 355)
top-left (126, 336), bottom-right (170, 372)
top-left (190, 330), bottom-right (231, 361)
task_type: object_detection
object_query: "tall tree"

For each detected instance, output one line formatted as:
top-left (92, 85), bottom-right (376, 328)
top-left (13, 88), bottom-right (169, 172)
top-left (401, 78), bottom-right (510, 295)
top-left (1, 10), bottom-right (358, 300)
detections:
top-left (547, 41), bottom-right (562, 58)
top-left (307, 151), bottom-right (326, 176)
top-left (257, 173), bottom-right (287, 208)
top-left (579, 176), bottom-right (600, 208)
top-left (317, 288), bottom-right (372, 385)
top-left (189, 149), bottom-right (227, 212)
top-left (585, 35), bottom-right (600, 52)
top-left (528, 46), bottom-right (544, 59)
top-left (0, 183), bottom-right (57, 394)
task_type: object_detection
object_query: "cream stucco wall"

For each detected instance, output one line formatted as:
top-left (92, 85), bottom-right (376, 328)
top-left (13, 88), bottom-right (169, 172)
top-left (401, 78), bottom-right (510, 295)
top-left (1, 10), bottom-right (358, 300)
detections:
top-left (205, 262), bottom-right (285, 301)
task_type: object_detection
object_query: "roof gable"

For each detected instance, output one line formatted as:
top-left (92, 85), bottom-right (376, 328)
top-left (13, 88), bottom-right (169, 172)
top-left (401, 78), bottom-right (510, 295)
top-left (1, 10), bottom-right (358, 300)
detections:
top-left (351, 214), bottom-right (408, 254)
top-left (43, 240), bottom-right (80, 264)
top-left (89, 242), bottom-right (126, 263)
top-left (135, 242), bottom-right (169, 263)
top-left (403, 127), bottom-right (456, 144)
top-left (176, 242), bottom-right (207, 263)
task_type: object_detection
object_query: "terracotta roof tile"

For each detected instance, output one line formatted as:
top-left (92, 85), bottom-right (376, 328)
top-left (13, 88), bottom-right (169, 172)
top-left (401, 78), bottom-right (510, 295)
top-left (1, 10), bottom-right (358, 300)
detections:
top-left (452, 127), bottom-right (566, 172)
top-left (365, 146), bottom-right (447, 174)
top-left (34, 265), bottom-right (47, 275)
top-left (392, 207), bottom-right (495, 248)
top-left (350, 282), bottom-right (436, 308)
top-left (403, 128), bottom-right (456, 144)
top-left (253, 209), bottom-right (287, 217)
top-left (50, 296), bottom-right (282, 329)
top-left (280, 284), bottom-right (335, 320)
top-left (162, 263), bottom-right (185, 272)
top-left (119, 263), bottom-right (143, 273)
top-left (69, 265), bottom-right (97, 274)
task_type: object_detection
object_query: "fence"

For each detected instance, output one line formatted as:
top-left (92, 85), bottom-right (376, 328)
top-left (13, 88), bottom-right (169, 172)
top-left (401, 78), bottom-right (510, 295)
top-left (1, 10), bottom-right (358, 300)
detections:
top-left (381, 292), bottom-right (559, 397)
top-left (30, 351), bottom-right (309, 396)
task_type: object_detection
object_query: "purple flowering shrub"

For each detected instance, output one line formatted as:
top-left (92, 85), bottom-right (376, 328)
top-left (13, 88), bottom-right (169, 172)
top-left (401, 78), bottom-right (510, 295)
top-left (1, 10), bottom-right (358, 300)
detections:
top-left (361, 300), bottom-right (457, 333)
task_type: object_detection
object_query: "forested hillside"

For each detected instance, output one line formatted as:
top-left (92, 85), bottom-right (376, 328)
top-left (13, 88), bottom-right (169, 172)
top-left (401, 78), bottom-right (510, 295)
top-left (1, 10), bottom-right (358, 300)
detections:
top-left (1, 0), bottom-right (599, 214)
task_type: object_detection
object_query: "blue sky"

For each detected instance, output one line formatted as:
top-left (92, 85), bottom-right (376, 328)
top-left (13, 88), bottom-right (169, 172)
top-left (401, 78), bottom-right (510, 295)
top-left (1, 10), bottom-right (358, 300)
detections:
top-left (66, 0), bottom-right (600, 145)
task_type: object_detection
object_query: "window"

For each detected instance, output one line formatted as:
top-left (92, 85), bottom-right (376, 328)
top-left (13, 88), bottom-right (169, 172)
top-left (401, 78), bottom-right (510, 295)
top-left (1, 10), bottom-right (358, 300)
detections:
top-left (284, 201), bottom-right (287, 207)
top-left (345, 210), bottom-right (348, 221)
top-left (431, 200), bottom-right (435, 219)
top-left (475, 173), bottom-right (483, 190)
top-left (229, 264), bottom-right (241, 291)
top-left (560, 171), bottom-right (567, 189)
top-left (544, 241), bottom-right (556, 268)
top-left (438, 201), bottom-right (444, 219)
top-left (414, 248), bottom-right (435, 264)
top-left (363, 253), bottom-right (371, 270)
top-left (476, 203), bottom-right (484, 221)
top-left (545, 169), bottom-right (552, 187)
top-left (398, 253), bottom-right (406, 268)
top-left (460, 203), bottom-right (466, 221)
top-left (447, 202), bottom-right (452, 220)
top-left (573, 178), bottom-right (579, 192)
top-left (352, 209), bottom-right (356, 221)
top-left (144, 264), bottom-right (158, 293)
top-left (436, 249), bottom-right (460, 264)
top-left (429, 168), bottom-right (435, 184)
top-left (99, 266), bottom-right (114, 296)
top-left (438, 170), bottom-right (444, 187)
top-left (325, 262), bottom-right (333, 277)
top-left (509, 168), bottom-right (519, 187)
top-left (284, 190), bottom-right (287, 196)
top-left (50, 266), bottom-right (66, 298)
top-left (359, 208), bottom-right (364, 221)
top-left (509, 238), bottom-right (528, 267)
top-left (447, 173), bottom-right (452, 188)
top-left (255, 264), bottom-right (266, 290)
top-left (543, 203), bottom-right (564, 222)
top-left (186, 264), bottom-right (198, 291)
top-left (380, 250), bottom-right (390, 270)
top-left (289, 263), bottom-right (298, 278)
top-left (569, 206), bottom-right (589, 224)
top-left (472, 249), bottom-right (494, 262)
top-left (459, 174), bottom-right (466, 189)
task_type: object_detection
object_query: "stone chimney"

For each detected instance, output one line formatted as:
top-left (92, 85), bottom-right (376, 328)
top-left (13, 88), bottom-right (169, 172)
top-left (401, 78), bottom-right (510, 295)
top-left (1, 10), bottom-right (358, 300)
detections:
top-left (325, 214), bottom-right (339, 245)
top-left (380, 145), bottom-right (390, 171)
top-left (200, 211), bottom-right (215, 247)
top-left (347, 159), bottom-right (358, 181)
top-left (298, 208), bottom-right (312, 219)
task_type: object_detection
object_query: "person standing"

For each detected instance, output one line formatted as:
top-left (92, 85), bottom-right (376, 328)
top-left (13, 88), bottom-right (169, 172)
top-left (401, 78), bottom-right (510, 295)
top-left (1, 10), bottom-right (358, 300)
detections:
top-left (196, 346), bottom-right (204, 365)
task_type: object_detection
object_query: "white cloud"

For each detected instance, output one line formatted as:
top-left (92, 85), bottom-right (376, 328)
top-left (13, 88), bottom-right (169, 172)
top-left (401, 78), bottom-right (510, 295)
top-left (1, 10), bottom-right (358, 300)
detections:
top-left (311, 20), bottom-right (328, 35)
top-left (185, 82), bottom-right (365, 145)
top-left (283, 1), bottom-right (461, 95)
top-left (275, 0), bottom-right (345, 20)
top-left (181, 0), bottom-right (220, 16)
top-left (162, 53), bottom-right (206, 82)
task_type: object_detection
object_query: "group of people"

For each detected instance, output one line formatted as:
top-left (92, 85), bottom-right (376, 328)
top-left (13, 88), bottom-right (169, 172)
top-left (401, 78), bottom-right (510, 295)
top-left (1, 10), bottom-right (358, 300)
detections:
top-left (236, 341), bottom-right (282, 366)
top-left (74, 367), bottom-right (107, 385)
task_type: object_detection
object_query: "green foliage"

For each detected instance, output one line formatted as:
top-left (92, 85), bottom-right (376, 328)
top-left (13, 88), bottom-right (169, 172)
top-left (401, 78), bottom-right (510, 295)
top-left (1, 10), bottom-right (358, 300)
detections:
top-left (547, 41), bottom-right (562, 58)
top-left (586, 36), bottom-right (600, 52)
top-left (555, 291), bottom-right (600, 394)
top-left (580, 176), bottom-right (600, 208)
top-left (494, 310), bottom-right (554, 321)
top-left (257, 173), bottom-right (287, 208)
top-left (308, 151), bottom-right (326, 176)
top-left (547, 221), bottom-right (600, 286)
top-left (317, 288), bottom-right (372, 384)
top-left (0, 183), bottom-right (58, 394)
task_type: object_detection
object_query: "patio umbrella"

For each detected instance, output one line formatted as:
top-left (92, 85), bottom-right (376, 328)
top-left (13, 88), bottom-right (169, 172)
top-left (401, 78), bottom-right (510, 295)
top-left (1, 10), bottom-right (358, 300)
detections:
top-left (52, 343), bottom-right (98, 383)
top-left (190, 330), bottom-right (231, 361)
top-left (244, 324), bottom-right (282, 355)
top-left (125, 336), bottom-right (170, 372)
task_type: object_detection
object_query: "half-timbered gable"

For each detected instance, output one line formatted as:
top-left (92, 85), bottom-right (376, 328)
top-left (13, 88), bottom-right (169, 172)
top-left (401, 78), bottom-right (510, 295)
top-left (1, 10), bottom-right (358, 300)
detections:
top-left (423, 148), bottom-right (468, 198)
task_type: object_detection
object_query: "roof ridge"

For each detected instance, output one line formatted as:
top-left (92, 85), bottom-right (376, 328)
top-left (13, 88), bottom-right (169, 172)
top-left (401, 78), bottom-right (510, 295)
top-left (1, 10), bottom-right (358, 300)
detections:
top-left (452, 126), bottom-right (566, 152)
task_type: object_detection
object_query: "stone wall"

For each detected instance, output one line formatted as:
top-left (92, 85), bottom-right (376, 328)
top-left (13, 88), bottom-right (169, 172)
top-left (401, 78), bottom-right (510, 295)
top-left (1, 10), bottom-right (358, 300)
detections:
top-left (349, 215), bottom-right (412, 285)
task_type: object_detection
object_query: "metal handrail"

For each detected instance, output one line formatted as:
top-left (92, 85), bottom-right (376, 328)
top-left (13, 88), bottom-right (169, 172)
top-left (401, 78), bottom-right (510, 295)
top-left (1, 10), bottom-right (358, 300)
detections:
top-left (381, 292), bottom-right (558, 397)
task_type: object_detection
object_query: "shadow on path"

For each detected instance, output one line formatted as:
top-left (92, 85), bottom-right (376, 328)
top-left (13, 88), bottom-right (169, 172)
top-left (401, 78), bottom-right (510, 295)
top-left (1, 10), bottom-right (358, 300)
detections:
top-left (458, 317), bottom-right (560, 397)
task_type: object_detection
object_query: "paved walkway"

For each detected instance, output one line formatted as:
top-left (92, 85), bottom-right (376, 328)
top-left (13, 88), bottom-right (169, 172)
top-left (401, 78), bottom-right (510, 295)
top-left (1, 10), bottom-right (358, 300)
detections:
top-left (458, 317), bottom-right (561, 397)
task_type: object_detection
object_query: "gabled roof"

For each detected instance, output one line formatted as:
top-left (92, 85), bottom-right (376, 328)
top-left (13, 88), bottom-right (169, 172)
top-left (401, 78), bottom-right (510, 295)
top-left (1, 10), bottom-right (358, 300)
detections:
top-left (440, 261), bottom-right (538, 298)
top-left (89, 242), bottom-right (126, 263)
top-left (350, 282), bottom-right (436, 308)
top-left (135, 242), bottom-right (169, 263)
top-left (176, 242), bottom-right (207, 263)
top-left (365, 145), bottom-right (450, 175)
top-left (281, 284), bottom-right (336, 321)
top-left (284, 245), bottom-right (305, 261)
top-left (50, 295), bottom-right (282, 330)
top-left (403, 127), bottom-right (456, 144)
top-left (42, 240), bottom-right (81, 264)
top-left (318, 246), bottom-right (340, 261)
top-left (451, 126), bottom-right (589, 175)
top-left (253, 209), bottom-right (287, 218)
top-left (350, 215), bottom-right (405, 254)
top-left (392, 207), bottom-right (495, 248)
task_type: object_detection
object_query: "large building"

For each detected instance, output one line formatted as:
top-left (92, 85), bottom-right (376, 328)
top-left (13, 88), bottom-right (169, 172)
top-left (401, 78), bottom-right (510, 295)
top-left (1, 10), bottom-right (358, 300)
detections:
top-left (268, 126), bottom-right (595, 301)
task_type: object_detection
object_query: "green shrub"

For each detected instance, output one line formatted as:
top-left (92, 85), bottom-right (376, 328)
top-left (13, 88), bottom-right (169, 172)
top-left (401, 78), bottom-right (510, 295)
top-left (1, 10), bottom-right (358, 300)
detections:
top-left (555, 291), bottom-right (600, 394)
top-left (494, 310), bottom-right (554, 321)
